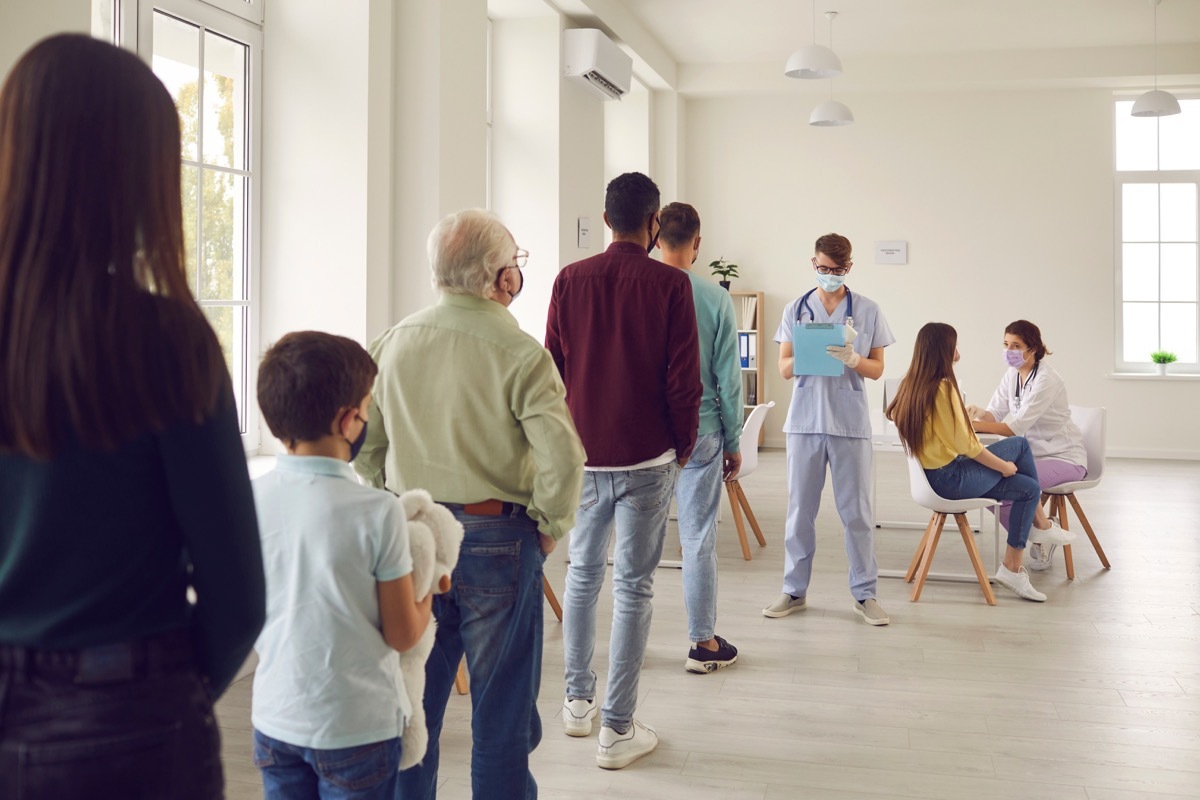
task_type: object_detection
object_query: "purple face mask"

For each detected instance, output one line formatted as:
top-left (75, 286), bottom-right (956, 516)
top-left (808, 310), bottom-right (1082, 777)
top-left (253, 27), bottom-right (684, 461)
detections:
top-left (1003, 349), bottom-right (1027, 368)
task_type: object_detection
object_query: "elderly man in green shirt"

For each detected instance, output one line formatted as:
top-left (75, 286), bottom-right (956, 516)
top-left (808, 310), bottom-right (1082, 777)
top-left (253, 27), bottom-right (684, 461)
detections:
top-left (355, 208), bottom-right (586, 800)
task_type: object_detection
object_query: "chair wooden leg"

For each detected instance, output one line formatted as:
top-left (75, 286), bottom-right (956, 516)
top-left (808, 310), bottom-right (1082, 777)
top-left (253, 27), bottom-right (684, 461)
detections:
top-left (726, 481), bottom-right (752, 560)
top-left (910, 514), bottom-right (946, 602)
top-left (734, 481), bottom-right (767, 548)
top-left (1066, 493), bottom-right (1111, 570)
top-left (1052, 495), bottom-right (1076, 580)
top-left (954, 512), bottom-right (997, 605)
top-left (543, 574), bottom-right (563, 622)
top-left (454, 658), bottom-right (469, 695)
top-left (905, 515), bottom-right (937, 583)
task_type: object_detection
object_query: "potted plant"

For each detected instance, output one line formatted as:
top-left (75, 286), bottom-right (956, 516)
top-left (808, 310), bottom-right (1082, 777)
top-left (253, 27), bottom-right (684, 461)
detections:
top-left (709, 257), bottom-right (740, 290)
top-left (1151, 350), bottom-right (1177, 376)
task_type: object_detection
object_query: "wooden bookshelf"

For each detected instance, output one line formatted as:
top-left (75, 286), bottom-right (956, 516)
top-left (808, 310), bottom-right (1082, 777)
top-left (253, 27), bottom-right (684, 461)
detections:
top-left (730, 290), bottom-right (765, 446)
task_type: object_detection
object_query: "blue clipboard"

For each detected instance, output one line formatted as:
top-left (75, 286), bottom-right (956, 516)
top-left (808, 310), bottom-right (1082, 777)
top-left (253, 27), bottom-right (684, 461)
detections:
top-left (792, 323), bottom-right (847, 377)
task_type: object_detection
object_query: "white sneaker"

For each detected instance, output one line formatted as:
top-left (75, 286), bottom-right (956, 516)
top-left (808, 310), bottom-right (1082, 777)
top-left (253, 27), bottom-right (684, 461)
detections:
top-left (1027, 543), bottom-right (1057, 572)
top-left (596, 719), bottom-right (658, 769)
top-left (1028, 518), bottom-right (1077, 546)
top-left (994, 564), bottom-right (1047, 602)
top-left (562, 697), bottom-right (598, 737)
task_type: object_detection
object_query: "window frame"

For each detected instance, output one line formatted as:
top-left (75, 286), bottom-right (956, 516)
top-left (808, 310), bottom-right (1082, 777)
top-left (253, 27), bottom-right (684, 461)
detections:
top-left (1113, 94), bottom-right (1200, 375)
top-left (126, 0), bottom-right (264, 450)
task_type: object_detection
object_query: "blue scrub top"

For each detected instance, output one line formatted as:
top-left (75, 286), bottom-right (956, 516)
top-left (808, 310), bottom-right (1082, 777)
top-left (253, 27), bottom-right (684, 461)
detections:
top-left (773, 288), bottom-right (895, 439)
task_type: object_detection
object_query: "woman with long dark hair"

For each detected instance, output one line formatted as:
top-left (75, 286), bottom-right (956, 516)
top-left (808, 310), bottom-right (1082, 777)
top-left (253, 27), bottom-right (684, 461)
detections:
top-left (967, 320), bottom-right (1083, 570)
top-left (886, 323), bottom-right (1056, 602)
top-left (0, 35), bottom-right (265, 798)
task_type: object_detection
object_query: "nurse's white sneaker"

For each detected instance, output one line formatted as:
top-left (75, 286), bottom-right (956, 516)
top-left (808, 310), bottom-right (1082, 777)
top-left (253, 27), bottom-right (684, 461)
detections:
top-left (762, 594), bottom-right (806, 618)
top-left (1028, 518), bottom-right (1077, 547)
top-left (854, 598), bottom-right (890, 626)
top-left (1027, 543), bottom-right (1057, 572)
top-left (562, 697), bottom-right (598, 737)
top-left (994, 565), bottom-right (1047, 602)
top-left (596, 720), bottom-right (658, 769)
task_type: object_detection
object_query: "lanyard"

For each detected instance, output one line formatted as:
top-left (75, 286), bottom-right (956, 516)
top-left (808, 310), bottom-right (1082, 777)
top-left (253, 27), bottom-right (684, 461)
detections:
top-left (796, 287), bottom-right (853, 326)
top-left (1013, 363), bottom-right (1039, 410)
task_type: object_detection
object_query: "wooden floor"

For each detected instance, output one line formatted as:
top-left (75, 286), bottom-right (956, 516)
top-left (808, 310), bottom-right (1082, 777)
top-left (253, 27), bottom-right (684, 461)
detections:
top-left (218, 450), bottom-right (1200, 799)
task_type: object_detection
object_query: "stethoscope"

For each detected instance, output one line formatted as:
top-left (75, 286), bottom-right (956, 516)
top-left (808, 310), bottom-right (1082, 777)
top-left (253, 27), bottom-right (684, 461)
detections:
top-left (795, 287), bottom-right (854, 328)
top-left (1013, 362), bottom-right (1039, 410)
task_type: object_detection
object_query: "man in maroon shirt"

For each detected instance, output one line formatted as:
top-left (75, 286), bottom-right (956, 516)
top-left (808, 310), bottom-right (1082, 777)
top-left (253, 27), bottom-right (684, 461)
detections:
top-left (547, 172), bottom-right (701, 770)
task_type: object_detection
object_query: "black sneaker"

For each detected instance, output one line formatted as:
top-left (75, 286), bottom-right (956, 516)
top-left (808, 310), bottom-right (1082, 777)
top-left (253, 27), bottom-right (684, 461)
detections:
top-left (684, 635), bottom-right (738, 674)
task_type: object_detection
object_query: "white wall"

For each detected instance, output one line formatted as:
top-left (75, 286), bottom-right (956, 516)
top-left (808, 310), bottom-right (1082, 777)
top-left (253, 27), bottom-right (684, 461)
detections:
top-left (492, 15), bottom-right (561, 342)
top-left (0, 0), bottom-right (90, 79)
top-left (686, 89), bottom-right (1200, 457)
top-left (260, 1), bottom-right (371, 348)
top-left (391, 0), bottom-right (489, 328)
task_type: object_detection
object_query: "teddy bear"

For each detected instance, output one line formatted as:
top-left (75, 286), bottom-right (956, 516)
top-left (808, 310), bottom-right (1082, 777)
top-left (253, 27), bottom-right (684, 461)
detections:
top-left (397, 488), bottom-right (464, 771)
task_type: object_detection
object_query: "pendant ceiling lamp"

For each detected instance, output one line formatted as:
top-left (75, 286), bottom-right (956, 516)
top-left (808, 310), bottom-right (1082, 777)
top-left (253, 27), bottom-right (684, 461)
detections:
top-left (1132, 0), bottom-right (1181, 117)
top-left (809, 12), bottom-right (854, 126)
top-left (785, 0), bottom-right (842, 79)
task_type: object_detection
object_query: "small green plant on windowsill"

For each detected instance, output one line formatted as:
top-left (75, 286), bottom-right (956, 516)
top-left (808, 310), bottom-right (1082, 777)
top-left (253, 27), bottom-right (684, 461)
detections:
top-left (1151, 350), bottom-right (1177, 375)
top-left (709, 258), bottom-right (739, 290)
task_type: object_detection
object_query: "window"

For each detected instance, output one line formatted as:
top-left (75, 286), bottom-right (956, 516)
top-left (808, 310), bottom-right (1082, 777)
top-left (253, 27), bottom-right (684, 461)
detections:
top-left (1115, 98), bottom-right (1200, 372)
top-left (116, 0), bottom-right (263, 446)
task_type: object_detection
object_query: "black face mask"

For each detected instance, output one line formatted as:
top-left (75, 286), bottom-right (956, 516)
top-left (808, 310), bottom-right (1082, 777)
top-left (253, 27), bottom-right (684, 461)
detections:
top-left (347, 420), bottom-right (368, 462)
top-left (646, 227), bottom-right (660, 255)
top-left (497, 266), bottom-right (524, 300)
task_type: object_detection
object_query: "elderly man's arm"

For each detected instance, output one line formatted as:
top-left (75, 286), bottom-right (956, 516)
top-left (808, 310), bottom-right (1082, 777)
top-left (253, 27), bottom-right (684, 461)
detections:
top-left (354, 336), bottom-right (392, 489)
top-left (516, 350), bottom-right (586, 552)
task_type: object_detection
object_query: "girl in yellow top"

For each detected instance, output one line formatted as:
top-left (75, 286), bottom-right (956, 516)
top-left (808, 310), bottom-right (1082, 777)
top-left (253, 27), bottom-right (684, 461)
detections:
top-left (886, 323), bottom-right (1057, 602)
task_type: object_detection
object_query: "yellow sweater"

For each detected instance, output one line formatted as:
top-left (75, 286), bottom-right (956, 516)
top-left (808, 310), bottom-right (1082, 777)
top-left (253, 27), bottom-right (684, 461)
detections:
top-left (918, 381), bottom-right (984, 469)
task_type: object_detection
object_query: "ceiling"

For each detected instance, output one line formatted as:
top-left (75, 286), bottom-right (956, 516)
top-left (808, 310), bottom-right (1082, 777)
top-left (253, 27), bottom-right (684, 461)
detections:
top-left (620, 0), bottom-right (1200, 63)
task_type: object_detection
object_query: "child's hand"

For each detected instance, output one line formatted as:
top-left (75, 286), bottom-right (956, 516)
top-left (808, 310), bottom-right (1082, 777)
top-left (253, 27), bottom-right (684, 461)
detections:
top-left (437, 574), bottom-right (451, 593)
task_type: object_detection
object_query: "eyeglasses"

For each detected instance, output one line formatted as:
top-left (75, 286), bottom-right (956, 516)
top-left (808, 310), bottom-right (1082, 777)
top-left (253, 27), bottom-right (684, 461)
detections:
top-left (511, 249), bottom-right (529, 269)
top-left (812, 258), bottom-right (849, 276)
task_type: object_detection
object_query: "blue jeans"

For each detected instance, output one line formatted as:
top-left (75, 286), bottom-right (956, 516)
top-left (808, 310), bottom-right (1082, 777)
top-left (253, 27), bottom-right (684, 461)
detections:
top-left (674, 432), bottom-right (723, 642)
top-left (253, 731), bottom-right (399, 800)
top-left (563, 463), bottom-right (676, 730)
top-left (396, 508), bottom-right (545, 800)
top-left (925, 436), bottom-right (1042, 550)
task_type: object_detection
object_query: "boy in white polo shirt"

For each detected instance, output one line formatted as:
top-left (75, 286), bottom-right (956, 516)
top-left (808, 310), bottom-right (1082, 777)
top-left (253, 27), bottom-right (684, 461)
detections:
top-left (250, 331), bottom-right (432, 799)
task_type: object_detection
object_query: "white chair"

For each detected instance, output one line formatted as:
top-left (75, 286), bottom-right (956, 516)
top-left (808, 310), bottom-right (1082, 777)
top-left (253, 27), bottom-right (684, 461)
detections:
top-left (904, 455), bottom-right (999, 605)
top-left (725, 401), bottom-right (775, 561)
top-left (1041, 406), bottom-right (1110, 580)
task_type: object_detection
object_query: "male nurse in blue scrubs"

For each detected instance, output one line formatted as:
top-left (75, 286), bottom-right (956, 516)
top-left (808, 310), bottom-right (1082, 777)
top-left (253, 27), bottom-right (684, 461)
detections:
top-left (762, 233), bottom-right (894, 626)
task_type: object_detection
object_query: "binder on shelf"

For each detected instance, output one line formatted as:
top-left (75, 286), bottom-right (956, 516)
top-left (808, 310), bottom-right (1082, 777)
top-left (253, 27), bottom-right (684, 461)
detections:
top-left (747, 332), bottom-right (757, 368)
top-left (739, 332), bottom-right (750, 368)
top-left (739, 295), bottom-right (757, 331)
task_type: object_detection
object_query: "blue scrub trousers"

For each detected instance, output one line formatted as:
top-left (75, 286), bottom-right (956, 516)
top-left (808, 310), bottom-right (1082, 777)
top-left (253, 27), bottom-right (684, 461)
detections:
top-left (783, 433), bottom-right (877, 602)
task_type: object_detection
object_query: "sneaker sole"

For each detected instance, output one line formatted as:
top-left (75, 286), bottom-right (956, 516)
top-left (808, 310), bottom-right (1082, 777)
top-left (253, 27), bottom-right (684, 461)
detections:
top-left (853, 606), bottom-right (890, 626)
top-left (762, 604), bottom-right (805, 618)
top-left (596, 738), bottom-right (658, 770)
top-left (563, 718), bottom-right (595, 737)
top-left (684, 654), bottom-right (738, 674)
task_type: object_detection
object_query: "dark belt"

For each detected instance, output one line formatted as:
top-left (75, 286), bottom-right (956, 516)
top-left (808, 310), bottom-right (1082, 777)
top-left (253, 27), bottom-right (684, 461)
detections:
top-left (441, 499), bottom-right (526, 517)
top-left (0, 629), bottom-right (196, 685)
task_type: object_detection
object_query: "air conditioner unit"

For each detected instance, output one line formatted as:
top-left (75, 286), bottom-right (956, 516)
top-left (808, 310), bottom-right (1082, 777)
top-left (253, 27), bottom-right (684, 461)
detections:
top-left (563, 28), bottom-right (632, 101)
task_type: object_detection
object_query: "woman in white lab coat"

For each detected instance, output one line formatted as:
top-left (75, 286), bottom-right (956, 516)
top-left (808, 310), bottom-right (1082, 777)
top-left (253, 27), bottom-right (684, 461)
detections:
top-left (968, 320), bottom-right (1085, 570)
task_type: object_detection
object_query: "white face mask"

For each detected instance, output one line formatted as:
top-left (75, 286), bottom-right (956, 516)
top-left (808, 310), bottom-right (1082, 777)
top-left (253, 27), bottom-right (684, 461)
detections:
top-left (816, 273), bottom-right (846, 292)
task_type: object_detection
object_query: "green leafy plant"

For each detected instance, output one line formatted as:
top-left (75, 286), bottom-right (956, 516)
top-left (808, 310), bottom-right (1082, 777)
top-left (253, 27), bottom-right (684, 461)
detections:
top-left (709, 258), bottom-right (740, 281)
top-left (1151, 350), bottom-right (1178, 365)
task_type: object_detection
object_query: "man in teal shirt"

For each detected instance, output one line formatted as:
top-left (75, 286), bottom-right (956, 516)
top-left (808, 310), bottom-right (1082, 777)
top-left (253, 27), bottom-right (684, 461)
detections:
top-left (657, 202), bottom-right (743, 673)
